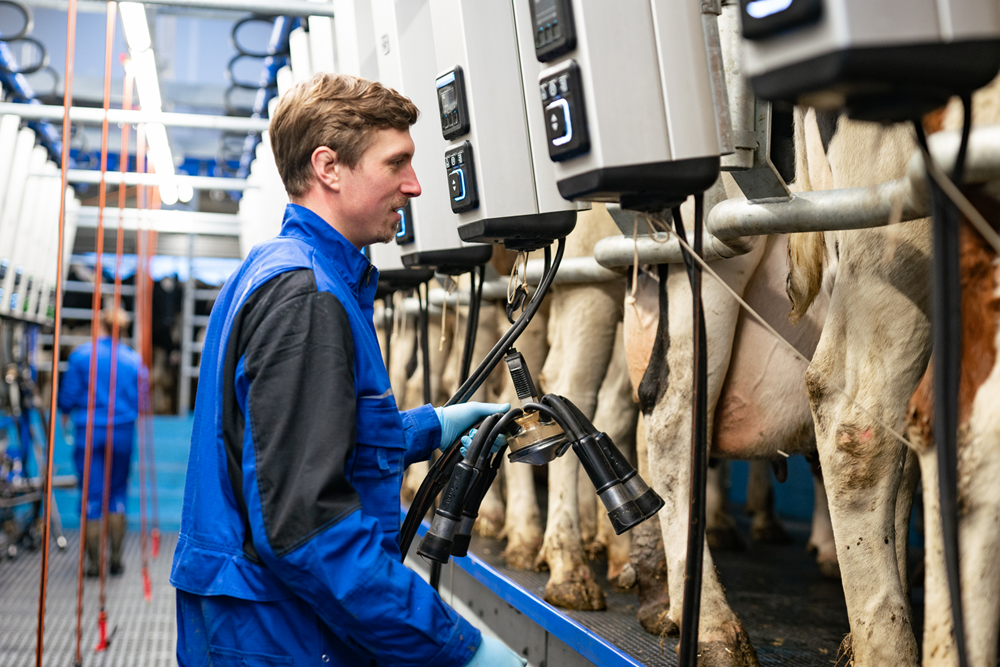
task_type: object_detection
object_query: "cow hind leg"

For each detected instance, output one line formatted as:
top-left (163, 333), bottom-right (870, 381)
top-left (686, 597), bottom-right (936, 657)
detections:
top-left (631, 412), bottom-right (674, 634)
top-left (706, 463), bottom-right (745, 551)
top-left (746, 460), bottom-right (791, 545)
top-left (807, 472), bottom-right (840, 579)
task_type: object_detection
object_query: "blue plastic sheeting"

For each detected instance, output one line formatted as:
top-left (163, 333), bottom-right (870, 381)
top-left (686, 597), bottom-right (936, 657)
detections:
top-left (414, 521), bottom-right (644, 667)
top-left (70, 253), bottom-right (241, 285)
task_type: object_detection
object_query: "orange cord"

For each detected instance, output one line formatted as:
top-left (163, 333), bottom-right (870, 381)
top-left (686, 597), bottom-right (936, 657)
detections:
top-left (135, 123), bottom-right (152, 601)
top-left (147, 194), bottom-right (160, 558)
top-left (94, 64), bottom-right (133, 653)
top-left (75, 3), bottom-right (116, 662)
top-left (36, 0), bottom-right (77, 664)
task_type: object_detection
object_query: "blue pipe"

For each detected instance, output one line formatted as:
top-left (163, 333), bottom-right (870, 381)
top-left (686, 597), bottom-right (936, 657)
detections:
top-left (235, 16), bottom-right (296, 181)
top-left (0, 41), bottom-right (63, 165)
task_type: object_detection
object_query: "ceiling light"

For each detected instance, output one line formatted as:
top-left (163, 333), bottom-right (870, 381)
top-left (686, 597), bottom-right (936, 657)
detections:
top-left (119, 3), bottom-right (151, 53)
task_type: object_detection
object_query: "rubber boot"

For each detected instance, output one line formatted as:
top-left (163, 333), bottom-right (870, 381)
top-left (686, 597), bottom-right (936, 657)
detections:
top-left (109, 513), bottom-right (126, 575)
top-left (85, 520), bottom-right (101, 578)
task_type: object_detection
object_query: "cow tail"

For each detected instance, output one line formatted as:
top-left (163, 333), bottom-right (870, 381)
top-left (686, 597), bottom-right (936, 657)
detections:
top-left (786, 231), bottom-right (826, 324)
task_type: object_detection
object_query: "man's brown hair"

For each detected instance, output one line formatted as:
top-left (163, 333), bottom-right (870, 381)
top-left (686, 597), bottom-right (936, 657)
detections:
top-left (269, 72), bottom-right (419, 198)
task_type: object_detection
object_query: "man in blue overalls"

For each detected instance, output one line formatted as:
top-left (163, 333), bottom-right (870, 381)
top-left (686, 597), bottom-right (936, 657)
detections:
top-left (171, 73), bottom-right (526, 666)
top-left (59, 306), bottom-right (144, 577)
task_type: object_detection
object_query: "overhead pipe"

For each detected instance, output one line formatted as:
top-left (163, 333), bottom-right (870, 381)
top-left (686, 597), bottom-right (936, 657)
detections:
top-left (94, 0), bottom-right (336, 16)
top-left (0, 102), bottom-right (271, 132)
top-left (594, 123), bottom-right (1000, 269)
top-left (62, 169), bottom-right (251, 190)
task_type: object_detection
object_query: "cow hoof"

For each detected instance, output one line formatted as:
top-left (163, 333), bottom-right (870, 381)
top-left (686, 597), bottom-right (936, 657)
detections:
top-left (502, 540), bottom-right (540, 571)
top-left (544, 577), bottom-right (606, 611)
top-left (638, 601), bottom-right (677, 636)
top-left (609, 562), bottom-right (636, 590)
top-left (816, 555), bottom-right (841, 579)
top-left (707, 525), bottom-right (746, 551)
top-left (693, 622), bottom-right (760, 667)
top-left (750, 520), bottom-right (792, 545)
top-left (473, 514), bottom-right (504, 539)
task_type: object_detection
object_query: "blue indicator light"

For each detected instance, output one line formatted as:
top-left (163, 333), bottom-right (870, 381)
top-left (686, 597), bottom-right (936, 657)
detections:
top-left (396, 208), bottom-right (407, 237)
top-left (746, 0), bottom-right (794, 18)
top-left (436, 71), bottom-right (456, 88)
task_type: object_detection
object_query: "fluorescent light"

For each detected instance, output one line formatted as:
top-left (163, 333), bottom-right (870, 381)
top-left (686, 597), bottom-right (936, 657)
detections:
top-left (131, 49), bottom-right (162, 111)
top-left (119, 3), bottom-right (151, 53)
top-left (177, 183), bottom-right (194, 203)
top-left (145, 122), bottom-right (178, 204)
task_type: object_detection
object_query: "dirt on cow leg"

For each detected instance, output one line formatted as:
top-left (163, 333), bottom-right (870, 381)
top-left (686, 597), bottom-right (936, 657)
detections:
top-left (501, 459), bottom-right (543, 570)
top-left (536, 456), bottom-right (606, 611)
top-left (631, 516), bottom-right (676, 635)
top-left (596, 507), bottom-right (633, 589)
top-left (686, 620), bottom-right (760, 667)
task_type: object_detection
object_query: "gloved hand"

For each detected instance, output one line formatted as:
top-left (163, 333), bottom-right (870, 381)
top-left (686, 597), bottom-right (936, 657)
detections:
top-left (459, 429), bottom-right (507, 458)
top-left (464, 636), bottom-right (527, 667)
top-left (434, 402), bottom-right (510, 451)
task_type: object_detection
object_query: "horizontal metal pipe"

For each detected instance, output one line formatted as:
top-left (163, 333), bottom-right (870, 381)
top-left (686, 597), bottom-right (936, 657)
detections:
top-left (59, 170), bottom-right (252, 191)
top-left (91, 0), bottom-right (336, 16)
top-left (75, 207), bottom-right (241, 235)
top-left (0, 102), bottom-right (271, 131)
top-left (595, 122), bottom-right (1000, 268)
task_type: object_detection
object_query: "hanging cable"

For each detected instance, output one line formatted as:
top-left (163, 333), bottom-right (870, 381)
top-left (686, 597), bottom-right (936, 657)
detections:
top-left (94, 66), bottom-right (133, 653)
top-left (418, 283), bottom-right (431, 405)
top-left (673, 196), bottom-right (708, 667)
top-left (135, 123), bottom-right (152, 601)
top-left (74, 4), bottom-right (116, 663)
top-left (147, 201), bottom-right (161, 558)
top-left (34, 3), bottom-right (75, 659)
top-left (914, 97), bottom-right (972, 667)
top-left (459, 266), bottom-right (485, 385)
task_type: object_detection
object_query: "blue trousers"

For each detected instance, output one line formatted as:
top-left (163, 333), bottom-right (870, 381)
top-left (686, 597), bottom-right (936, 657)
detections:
top-left (73, 423), bottom-right (134, 521)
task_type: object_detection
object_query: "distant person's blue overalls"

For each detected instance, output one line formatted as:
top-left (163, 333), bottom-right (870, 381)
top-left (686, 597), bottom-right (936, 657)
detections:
top-left (58, 320), bottom-right (146, 577)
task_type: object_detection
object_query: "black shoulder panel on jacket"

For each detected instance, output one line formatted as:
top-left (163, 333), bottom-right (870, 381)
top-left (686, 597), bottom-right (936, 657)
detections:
top-left (242, 277), bottom-right (360, 557)
top-left (222, 270), bottom-right (359, 562)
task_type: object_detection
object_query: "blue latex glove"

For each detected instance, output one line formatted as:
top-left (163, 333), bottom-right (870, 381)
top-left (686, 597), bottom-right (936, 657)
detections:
top-left (459, 429), bottom-right (507, 458)
top-left (434, 402), bottom-right (510, 451)
top-left (464, 636), bottom-right (527, 667)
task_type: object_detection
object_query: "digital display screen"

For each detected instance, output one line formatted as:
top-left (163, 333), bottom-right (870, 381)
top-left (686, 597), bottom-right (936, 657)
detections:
top-left (438, 85), bottom-right (457, 117)
top-left (534, 0), bottom-right (557, 26)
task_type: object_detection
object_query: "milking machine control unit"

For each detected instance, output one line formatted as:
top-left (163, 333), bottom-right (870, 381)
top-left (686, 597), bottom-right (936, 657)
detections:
top-left (415, 349), bottom-right (664, 565)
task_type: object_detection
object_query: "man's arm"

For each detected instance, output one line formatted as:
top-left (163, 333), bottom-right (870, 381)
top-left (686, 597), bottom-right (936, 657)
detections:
top-left (236, 283), bottom-right (480, 667)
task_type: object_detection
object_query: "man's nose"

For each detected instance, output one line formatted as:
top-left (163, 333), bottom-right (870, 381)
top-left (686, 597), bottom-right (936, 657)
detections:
top-left (402, 165), bottom-right (421, 198)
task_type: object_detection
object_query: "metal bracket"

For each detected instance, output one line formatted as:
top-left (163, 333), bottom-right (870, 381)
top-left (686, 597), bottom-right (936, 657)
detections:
top-left (727, 96), bottom-right (793, 202)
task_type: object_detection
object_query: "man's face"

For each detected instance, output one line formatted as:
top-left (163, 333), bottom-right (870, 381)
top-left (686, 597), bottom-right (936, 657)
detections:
top-left (338, 127), bottom-right (421, 246)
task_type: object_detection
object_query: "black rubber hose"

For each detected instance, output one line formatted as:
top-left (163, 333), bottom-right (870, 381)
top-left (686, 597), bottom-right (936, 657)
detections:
top-left (675, 196), bottom-right (709, 667)
top-left (0, 36), bottom-right (48, 75)
top-left (0, 0), bottom-right (32, 42)
top-left (540, 394), bottom-right (585, 441)
top-left (446, 240), bottom-right (562, 408)
top-left (459, 266), bottom-right (485, 385)
top-left (914, 101), bottom-right (971, 667)
top-left (401, 239), bottom-right (564, 560)
top-left (231, 15), bottom-right (284, 58)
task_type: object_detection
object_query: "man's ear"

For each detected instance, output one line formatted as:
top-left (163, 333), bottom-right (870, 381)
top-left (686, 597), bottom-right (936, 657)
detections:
top-left (311, 146), bottom-right (340, 192)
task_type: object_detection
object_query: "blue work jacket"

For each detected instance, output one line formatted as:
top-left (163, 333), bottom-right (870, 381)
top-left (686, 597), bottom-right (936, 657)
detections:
top-left (170, 204), bottom-right (480, 667)
top-left (58, 337), bottom-right (144, 429)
